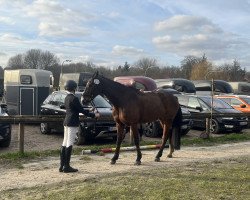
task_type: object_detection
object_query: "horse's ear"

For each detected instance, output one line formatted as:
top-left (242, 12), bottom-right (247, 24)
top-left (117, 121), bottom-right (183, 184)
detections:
top-left (92, 71), bottom-right (99, 79)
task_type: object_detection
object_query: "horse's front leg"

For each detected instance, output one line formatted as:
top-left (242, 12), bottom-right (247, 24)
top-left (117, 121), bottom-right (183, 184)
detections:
top-left (155, 120), bottom-right (173, 162)
top-left (131, 124), bottom-right (142, 165)
top-left (111, 123), bottom-right (125, 165)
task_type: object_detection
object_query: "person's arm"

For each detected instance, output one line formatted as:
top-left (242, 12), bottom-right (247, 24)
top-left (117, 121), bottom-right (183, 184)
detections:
top-left (73, 97), bottom-right (96, 118)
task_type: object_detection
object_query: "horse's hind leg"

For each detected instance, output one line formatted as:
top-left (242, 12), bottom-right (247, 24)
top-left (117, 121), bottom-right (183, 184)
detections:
top-left (111, 123), bottom-right (125, 165)
top-left (167, 128), bottom-right (175, 158)
top-left (131, 124), bottom-right (142, 165)
top-left (155, 120), bottom-right (172, 162)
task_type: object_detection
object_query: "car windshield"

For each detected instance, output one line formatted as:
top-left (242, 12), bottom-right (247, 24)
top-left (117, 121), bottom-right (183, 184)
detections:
top-left (200, 96), bottom-right (233, 109)
top-left (241, 97), bottom-right (250, 104)
top-left (92, 95), bottom-right (112, 108)
top-left (75, 93), bottom-right (111, 108)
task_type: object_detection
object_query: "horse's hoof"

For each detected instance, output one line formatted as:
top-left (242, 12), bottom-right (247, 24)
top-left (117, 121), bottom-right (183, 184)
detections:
top-left (110, 160), bottom-right (116, 165)
top-left (155, 157), bottom-right (160, 162)
top-left (134, 161), bottom-right (141, 165)
top-left (167, 154), bottom-right (173, 158)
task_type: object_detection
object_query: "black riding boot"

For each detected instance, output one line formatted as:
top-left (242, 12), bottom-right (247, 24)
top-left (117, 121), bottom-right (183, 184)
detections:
top-left (59, 146), bottom-right (66, 172)
top-left (63, 146), bottom-right (78, 173)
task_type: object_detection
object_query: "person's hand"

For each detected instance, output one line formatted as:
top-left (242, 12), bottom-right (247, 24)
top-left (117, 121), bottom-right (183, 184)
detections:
top-left (94, 111), bottom-right (100, 119)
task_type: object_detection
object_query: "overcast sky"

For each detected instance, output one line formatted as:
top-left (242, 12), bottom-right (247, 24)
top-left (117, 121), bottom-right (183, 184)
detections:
top-left (0, 0), bottom-right (250, 70)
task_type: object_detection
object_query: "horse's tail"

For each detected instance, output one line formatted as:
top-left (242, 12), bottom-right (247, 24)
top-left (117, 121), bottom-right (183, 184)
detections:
top-left (173, 106), bottom-right (182, 127)
top-left (171, 106), bottom-right (182, 150)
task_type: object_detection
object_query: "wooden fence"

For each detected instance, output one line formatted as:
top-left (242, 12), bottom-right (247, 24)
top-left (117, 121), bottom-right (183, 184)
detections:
top-left (0, 112), bottom-right (249, 154)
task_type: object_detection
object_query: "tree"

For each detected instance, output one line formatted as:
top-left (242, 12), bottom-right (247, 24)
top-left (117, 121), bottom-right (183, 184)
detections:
top-left (7, 54), bottom-right (25, 69)
top-left (181, 55), bottom-right (199, 79)
top-left (41, 51), bottom-right (59, 70)
top-left (24, 49), bottom-right (42, 69)
top-left (218, 59), bottom-right (246, 81)
top-left (134, 57), bottom-right (158, 71)
top-left (123, 61), bottom-right (130, 72)
top-left (8, 49), bottom-right (59, 70)
top-left (190, 56), bottom-right (213, 80)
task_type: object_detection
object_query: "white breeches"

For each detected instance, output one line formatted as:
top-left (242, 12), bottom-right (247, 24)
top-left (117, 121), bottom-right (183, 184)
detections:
top-left (62, 126), bottom-right (79, 147)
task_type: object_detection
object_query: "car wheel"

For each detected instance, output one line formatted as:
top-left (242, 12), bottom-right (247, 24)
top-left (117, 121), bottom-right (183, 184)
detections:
top-left (211, 119), bottom-right (220, 134)
top-left (144, 121), bottom-right (161, 137)
top-left (40, 123), bottom-right (51, 134)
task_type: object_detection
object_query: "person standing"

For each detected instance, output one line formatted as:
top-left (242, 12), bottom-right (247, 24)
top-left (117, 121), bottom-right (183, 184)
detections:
top-left (59, 80), bottom-right (99, 173)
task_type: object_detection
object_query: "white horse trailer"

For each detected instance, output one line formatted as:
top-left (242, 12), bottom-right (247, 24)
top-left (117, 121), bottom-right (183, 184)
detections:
top-left (4, 69), bottom-right (53, 115)
top-left (228, 82), bottom-right (250, 95)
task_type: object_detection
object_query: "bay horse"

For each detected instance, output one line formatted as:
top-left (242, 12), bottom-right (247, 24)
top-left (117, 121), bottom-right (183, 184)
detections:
top-left (82, 72), bottom-right (182, 165)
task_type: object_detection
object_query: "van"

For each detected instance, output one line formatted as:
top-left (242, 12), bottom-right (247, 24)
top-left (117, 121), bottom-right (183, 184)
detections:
top-left (59, 72), bottom-right (93, 91)
top-left (4, 69), bottom-right (53, 115)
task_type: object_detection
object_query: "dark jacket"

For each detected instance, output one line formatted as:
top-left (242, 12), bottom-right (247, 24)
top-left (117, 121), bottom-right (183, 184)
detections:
top-left (63, 93), bottom-right (95, 127)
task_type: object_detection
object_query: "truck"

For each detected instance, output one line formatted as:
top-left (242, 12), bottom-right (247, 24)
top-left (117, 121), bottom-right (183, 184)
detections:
top-left (4, 69), bottom-right (53, 115)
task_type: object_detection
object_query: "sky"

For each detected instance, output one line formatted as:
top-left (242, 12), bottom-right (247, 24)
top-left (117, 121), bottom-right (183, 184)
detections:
top-left (0, 0), bottom-right (250, 70)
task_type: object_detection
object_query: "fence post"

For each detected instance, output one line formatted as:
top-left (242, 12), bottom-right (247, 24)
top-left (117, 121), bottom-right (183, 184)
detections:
top-left (19, 123), bottom-right (24, 154)
top-left (200, 118), bottom-right (210, 139)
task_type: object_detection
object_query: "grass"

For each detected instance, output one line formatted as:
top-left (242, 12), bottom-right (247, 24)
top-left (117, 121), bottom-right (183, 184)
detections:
top-left (1, 156), bottom-right (249, 200)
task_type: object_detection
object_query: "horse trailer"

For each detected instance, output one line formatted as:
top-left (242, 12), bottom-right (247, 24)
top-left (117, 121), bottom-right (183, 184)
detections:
top-left (228, 82), bottom-right (250, 95)
top-left (4, 69), bottom-right (53, 115)
top-left (59, 72), bottom-right (93, 91)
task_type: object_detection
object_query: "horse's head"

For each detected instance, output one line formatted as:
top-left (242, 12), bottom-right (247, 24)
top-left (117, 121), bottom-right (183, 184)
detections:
top-left (82, 71), bottom-right (102, 104)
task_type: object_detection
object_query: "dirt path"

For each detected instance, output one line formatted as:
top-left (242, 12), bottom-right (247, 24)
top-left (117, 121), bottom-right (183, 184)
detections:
top-left (1, 141), bottom-right (249, 191)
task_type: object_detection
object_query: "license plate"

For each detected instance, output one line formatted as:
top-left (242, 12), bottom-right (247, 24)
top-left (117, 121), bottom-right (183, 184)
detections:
top-left (240, 122), bottom-right (248, 126)
top-left (109, 127), bottom-right (117, 131)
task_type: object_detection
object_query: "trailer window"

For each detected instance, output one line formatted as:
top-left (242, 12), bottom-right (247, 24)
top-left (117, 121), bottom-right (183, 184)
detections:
top-left (20, 75), bottom-right (32, 84)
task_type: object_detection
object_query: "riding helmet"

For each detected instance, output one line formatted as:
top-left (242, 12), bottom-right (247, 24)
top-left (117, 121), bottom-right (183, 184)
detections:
top-left (64, 80), bottom-right (77, 91)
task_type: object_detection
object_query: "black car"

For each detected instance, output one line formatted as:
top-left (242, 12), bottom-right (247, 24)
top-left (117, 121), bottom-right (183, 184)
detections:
top-left (177, 95), bottom-right (248, 134)
top-left (0, 104), bottom-right (11, 147)
top-left (40, 91), bottom-right (117, 145)
top-left (143, 89), bottom-right (193, 138)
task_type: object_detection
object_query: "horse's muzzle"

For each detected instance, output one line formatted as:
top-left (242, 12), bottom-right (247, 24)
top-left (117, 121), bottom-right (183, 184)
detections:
top-left (81, 96), bottom-right (91, 104)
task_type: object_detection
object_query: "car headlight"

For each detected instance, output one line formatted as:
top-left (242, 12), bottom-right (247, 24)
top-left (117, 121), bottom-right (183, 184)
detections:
top-left (221, 117), bottom-right (234, 120)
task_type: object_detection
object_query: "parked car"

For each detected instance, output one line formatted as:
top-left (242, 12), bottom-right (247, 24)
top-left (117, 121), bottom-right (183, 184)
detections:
top-left (0, 103), bottom-right (11, 147)
top-left (155, 78), bottom-right (196, 94)
top-left (216, 95), bottom-right (250, 113)
top-left (40, 91), bottom-right (117, 145)
top-left (114, 76), bottom-right (157, 91)
top-left (192, 80), bottom-right (234, 95)
top-left (177, 95), bottom-right (248, 134)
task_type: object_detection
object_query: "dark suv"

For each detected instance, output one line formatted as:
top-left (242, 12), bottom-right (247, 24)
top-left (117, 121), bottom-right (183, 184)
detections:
top-left (40, 91), bottom-right (117, 145)
top-left (177, 95), bottom-right (248, 134)
top-left (0, 104), bottom-right (11, 147)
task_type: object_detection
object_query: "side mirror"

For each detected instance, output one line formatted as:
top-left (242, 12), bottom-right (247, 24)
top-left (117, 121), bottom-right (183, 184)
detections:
top-left (60, 104), bottom-right (65, 109)
top-left (195, 106), bottom-right (203, 112)
top-left (0, 103), bottom-right (8, 113)
top-left (240, 104), bottom-right (246, 108)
